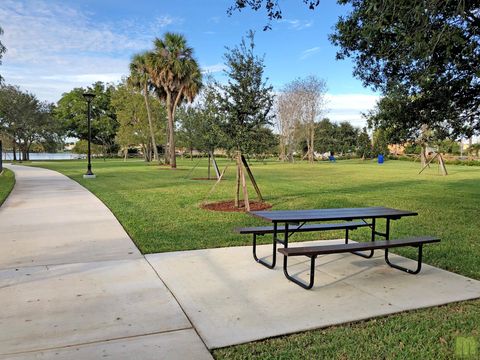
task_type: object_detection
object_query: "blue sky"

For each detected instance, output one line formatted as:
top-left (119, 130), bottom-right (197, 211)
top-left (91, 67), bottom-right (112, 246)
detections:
top-left (1, 0), bottom-right (379, 127)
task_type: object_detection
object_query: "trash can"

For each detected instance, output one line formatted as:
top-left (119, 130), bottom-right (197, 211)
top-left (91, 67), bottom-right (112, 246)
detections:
top-left (378, 154), bottom-right (384, 164)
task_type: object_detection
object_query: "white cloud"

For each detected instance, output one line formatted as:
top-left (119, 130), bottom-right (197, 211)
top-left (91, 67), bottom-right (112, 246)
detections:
top-left (201, 63), bottom-right (226, 74)
top-left (300, 46), bottom-right (321, 60)
top-left (325, 93), bottom-right (380, 127)
top-left (0, 0), bottom-right (183, 102)
top-left (281, 19), bottom-right (313, 30)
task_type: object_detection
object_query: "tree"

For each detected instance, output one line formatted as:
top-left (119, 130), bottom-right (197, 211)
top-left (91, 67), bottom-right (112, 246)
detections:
top-left (227, 1), bottom-right (320, 30)
top-left (283, 76), bottom-right (327, 163)
top-left (371, 128), bottom-right (389, 157)
top-left (177, 81), bottom-right (226, 162)
top-left (336, 121), bottom-right (358, 154)
top-left (276, 87), bottom-right (300, 162)
top-left (111, 81), bottom-right (164, 161)
top-left (357, 127), bottom-right (372, 159)
top-left (128, 52), bottom-right (160, 162)
top-left (0, 85), bottom-right (59, 160)
top-left (146, 33), bottom-right (202, 168)
top-left (314, 118), bottom-right (337, 154)
top-left (216, 30), bottom-right (274, 207)
top-left (0, 26), bottom-right (6, 84)
top-left (55, 82), bottom-right (119, 155)
top-left (331, 0), bottom-right (480, 140)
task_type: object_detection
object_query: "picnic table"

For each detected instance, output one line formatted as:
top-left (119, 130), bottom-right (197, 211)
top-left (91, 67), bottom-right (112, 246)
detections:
top-left (237, 207), bottom-right (440, 289)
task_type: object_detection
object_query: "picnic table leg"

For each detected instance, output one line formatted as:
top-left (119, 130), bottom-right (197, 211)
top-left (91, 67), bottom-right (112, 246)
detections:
top-left (283, 255), bottom-right (317, 290)
top-left (253, 222), bottom-right (278, 269)
top-left (351, 218), bottom-right (375, 258)
top-left (385, 244), bottom-right (424, 274)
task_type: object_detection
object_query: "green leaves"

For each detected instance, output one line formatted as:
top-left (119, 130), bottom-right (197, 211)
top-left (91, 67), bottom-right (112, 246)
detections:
top-left (55, 82), bottom-right (118, 149)
top-left (332, 0), bottom-right (480, 140)
top-left (217, 31), bottom-right (275, 154)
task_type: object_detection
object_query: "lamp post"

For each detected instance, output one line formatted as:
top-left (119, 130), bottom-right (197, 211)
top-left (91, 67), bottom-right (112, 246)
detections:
top-left (83, 92), bottom-right (96, 178)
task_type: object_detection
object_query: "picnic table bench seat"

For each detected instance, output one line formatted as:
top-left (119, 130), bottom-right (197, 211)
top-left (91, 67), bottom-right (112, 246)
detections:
top-left (236, 221), bottom-right (369, 235)
top-left (278, 236), bottom-right (440, 289)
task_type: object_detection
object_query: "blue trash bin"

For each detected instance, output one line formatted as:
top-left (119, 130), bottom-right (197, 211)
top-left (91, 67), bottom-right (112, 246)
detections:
top-left (378, 154), bottom-right (384, 164)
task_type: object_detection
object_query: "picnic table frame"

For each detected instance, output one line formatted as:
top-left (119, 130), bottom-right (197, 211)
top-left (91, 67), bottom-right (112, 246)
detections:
top-left (248, 207), bottom-right (418, 270)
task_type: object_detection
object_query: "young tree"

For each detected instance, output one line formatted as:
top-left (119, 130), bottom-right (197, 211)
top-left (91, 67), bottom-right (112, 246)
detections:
top-left (146, 33), bottom-right (202, 168)
top-left (111, 82), bottom-right (164, 161)
top-left (283, 76), bottom-right (327, 163)
top-left (216, 30), bottom-right (274, 207)
top-left (128, 52), bottom-right (160, 162)
top-left (357, 127), bottom-right (372, 159)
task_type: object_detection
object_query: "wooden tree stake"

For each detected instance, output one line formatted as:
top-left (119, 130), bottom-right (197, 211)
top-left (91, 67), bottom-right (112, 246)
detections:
top-left (241, 155), bottom-right (264, 202)
top-left (240, 161), bottom-right (250, 211)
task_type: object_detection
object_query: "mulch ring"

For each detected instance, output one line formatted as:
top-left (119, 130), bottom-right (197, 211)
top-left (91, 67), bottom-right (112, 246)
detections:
top-left (201, 200), bottom-right (272, 212)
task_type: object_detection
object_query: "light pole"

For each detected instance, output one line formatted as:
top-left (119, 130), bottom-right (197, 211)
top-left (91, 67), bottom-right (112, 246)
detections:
top-left (83, 92), bottom-right (96, 178)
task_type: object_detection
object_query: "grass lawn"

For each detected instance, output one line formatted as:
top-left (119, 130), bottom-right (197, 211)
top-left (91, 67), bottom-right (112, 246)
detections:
top-left (25, 157), bottom-right (480, 358)
top-left (0, 168), bottom-right (15, 206)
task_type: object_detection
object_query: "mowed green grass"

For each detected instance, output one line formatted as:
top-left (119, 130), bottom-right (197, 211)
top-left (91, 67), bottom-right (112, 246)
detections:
top-left (0, 168), bottom-right (15, 206)
top-left (30, 157), bottom-right (480, 279)
top-left (28, 158), bottom-right (480, 359)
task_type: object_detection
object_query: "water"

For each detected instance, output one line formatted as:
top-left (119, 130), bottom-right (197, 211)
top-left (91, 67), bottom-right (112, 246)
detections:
top-left (2, 152), bottom-right (84, 161)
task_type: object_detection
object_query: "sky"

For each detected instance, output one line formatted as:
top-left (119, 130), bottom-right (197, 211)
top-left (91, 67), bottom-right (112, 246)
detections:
top-left (0, 0), bottom-right (380, 128)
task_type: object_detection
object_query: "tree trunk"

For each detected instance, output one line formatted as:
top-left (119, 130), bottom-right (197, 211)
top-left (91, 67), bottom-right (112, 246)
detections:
top-left (279, 137), bottom-right (286, 161)
top-left (309, 123), bottom-right (315, 163)
top-left (166, 92), bottom-right (176, 168)
top-left (240, 159), bottom-right (250, 211)
top-left (420, 143), bottom-right (427, 169)
top-left (235, 152), bottom-right (241, 208)
top-left (207, 153), bottom-right (211, 179)
top-left (12, 139), bottom-right (17, 161)
top-left (144, 84), bottom-right (159, 163)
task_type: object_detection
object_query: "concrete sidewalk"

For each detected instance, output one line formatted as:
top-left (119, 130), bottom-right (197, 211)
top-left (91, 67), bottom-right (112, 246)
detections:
top-left (0, 165), bottom-right (212, 359)
top-left (147, 241), bottom-right (480, 349)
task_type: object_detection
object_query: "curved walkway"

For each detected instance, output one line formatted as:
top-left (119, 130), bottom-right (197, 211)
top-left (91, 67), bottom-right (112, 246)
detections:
top-left (0, 165), bottom-right (212, 359)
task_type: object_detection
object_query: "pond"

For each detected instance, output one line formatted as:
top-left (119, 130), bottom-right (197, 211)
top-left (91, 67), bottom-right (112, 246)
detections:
top-left (2, 152), bottom-right (84, 161)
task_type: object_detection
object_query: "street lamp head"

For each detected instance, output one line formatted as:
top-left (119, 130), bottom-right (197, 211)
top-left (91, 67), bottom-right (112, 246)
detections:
top-left (83, 92), bottom-right (96, 102)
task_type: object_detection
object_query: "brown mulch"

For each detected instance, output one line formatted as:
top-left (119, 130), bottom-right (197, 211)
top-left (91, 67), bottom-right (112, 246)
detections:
top-left (201, 200), bottom-right (272, 212)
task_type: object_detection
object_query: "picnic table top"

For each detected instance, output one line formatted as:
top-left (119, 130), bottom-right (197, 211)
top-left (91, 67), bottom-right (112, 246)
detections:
top-left (249, 206), bottom-right (417, 223)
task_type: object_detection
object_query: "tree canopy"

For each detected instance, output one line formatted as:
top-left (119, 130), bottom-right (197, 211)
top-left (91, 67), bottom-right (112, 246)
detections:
top-left (216, 30), bottom-right (275, 155)
top-left (229, 0), bottom-right (480, 141)
top-left (227, 1), bottom-right (320, 30)
top-left (0, 85), bottom-right (59, 160)
top-left (331, 0), bottom-right (480, 140)
top-left (146, 32), bottom-right (202, 168)
top-left (55, 82), bottom-right (119, 153)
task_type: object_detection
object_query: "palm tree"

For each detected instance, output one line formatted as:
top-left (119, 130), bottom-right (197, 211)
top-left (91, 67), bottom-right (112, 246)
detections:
top-left (128, 52), bottom-right (159, 162)
top-left (146, 33), bottom-right (202, 168)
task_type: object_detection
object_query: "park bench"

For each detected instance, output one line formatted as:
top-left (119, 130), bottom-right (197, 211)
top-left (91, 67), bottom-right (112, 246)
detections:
top-left (278, 236), bottom-right (440, 289)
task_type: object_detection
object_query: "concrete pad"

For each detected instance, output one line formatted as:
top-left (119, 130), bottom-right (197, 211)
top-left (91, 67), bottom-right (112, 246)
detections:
top-left (1, 330), bottom-right (212, 360)
top-left (0, 165), bottom-right (141, 268)
top-left (146, 240), bottom-right (480, 349)
top-left (0, 259), bottom-right (191, 355)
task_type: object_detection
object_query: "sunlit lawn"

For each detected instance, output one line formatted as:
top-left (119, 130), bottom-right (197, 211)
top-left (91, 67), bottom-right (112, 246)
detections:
top-left (0, 168), bottom-right (15, 206)
top-left (26, 157), bottom-right (480, 359)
